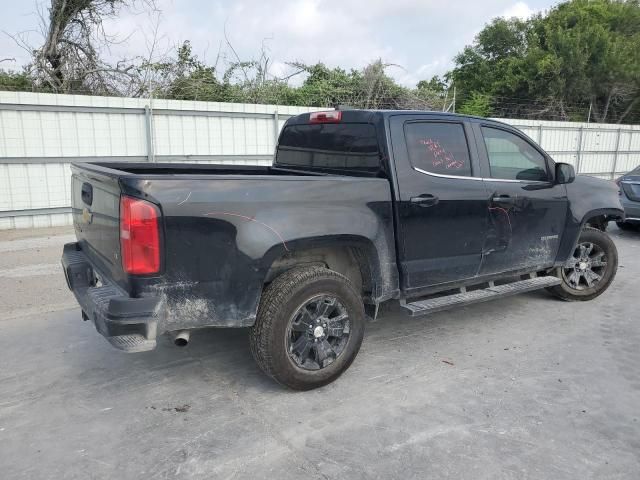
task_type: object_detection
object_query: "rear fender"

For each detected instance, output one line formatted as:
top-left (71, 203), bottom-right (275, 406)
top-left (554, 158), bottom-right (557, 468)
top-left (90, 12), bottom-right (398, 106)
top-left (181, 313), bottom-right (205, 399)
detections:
top-left (260, 235), bottom-right (400, 304)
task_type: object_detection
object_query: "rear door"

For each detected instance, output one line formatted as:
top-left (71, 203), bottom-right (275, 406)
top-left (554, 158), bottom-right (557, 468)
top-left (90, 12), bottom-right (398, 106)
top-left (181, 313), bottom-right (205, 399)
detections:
top-left (389, 115), bottom-right (489, 292)
top-left (472, 122), bottom-right (568, 275)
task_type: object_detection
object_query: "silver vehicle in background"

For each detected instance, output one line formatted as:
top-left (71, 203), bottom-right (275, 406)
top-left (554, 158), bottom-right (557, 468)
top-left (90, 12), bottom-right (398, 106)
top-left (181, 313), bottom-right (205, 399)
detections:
top-left (617, 165), bottom-right (640, 230)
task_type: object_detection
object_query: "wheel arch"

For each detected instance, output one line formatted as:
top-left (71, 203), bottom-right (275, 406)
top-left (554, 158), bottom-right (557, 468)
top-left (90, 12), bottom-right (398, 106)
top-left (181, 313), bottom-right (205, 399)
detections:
top-left (547, 224), bottom-right (619, 301)
top-left (581, 208), bottom-right (624, 228)
top-left (556, 207), bottom-right (624, 264)
top-left (260, 235), bottom-right (397, 304)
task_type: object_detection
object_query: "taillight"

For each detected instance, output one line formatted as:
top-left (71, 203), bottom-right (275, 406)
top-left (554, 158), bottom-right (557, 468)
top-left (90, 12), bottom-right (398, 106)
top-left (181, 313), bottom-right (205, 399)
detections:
top-left (309, 110), bottom-right (342, 124)
top-left (120, 196), bottom-right (160, 275)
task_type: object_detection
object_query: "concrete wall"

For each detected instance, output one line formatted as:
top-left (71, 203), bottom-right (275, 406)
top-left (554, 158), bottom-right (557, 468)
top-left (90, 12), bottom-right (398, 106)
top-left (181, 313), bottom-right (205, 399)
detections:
top-left (1, 91), bottom-right (639, 229)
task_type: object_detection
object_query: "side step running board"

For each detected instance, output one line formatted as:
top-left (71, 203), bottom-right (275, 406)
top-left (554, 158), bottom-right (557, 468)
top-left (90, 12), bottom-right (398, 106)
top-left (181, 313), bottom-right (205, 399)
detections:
top-left (401, 276), bottom-right (562, 317)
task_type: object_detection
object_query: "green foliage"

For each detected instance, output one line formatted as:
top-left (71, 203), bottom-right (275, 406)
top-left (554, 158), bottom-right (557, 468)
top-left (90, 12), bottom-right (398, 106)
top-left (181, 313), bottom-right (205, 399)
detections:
top-left (149, 41), bottom-right (226, 101)
top-left (284, 63), bottom-right (363, 107)
top-left (458, 92), bottom-right (493, 117)
top-left (0, 70), bottom-right (35, 92)
top-left (417, 76), bottom-right (446, 93)
top-left (148, 54), bottom-right (442, 110)
top-left (450, 0), bottom-right (640, 123)
top-left (2, 0), bottom-right (638, 123)
top-left (294, 60), bottom-right (451, 110)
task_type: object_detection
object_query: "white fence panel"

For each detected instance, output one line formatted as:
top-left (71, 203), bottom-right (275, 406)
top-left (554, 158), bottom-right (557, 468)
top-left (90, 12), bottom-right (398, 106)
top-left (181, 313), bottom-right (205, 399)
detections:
top-left (1, 92), bottom-right (639, 229)
top-left (503, 118), bottom-right (640, 177)
top-left (0, 92), bottom-right (324, 229)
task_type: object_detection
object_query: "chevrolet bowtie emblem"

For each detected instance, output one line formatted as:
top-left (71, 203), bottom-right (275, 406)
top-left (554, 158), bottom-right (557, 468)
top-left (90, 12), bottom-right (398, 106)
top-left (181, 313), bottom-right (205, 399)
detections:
top-left (82, 207), bottom-right (93, 225)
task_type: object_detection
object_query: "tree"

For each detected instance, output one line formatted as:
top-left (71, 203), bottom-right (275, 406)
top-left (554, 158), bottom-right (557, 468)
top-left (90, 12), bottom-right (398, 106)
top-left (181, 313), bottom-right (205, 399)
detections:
top-left (147, 41), bottom-right (225, 101)
top-left (449, 17), bottom-right (537, 116)
top-left (2, 0), bottom-right (637, 124)
top-left (0, 70), bottom-right (36, 92)
top-left (449, 0), bottom-right (640, 123)
top-left (536, 0), bottom-right (640, 122)
top-left (291, 60), bottom-right (435, 110)
top-left (417, 76), bottom-right (446, 93)
top-left (25, 0), bottom-right (151, 95)
top-left (290, 62), bottom-right (363, 107)
top-left (458, 92), bottom-right (493, 117)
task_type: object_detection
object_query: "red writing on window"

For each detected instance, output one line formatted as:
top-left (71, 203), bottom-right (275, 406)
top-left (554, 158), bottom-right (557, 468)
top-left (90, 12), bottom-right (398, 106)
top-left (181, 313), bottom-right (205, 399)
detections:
top-left (419, 139), bottom-right (465, 170)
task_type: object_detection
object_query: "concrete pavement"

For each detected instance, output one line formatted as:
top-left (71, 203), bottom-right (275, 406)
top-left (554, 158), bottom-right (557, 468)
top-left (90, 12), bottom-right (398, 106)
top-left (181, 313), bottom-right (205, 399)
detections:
top-left (0, 226), bottom-right (639, 479)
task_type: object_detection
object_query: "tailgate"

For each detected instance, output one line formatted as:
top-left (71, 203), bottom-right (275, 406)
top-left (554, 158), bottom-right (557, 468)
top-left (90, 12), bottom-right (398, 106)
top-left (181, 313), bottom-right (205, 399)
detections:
top-left (71, 166), bottom-right (123, 280)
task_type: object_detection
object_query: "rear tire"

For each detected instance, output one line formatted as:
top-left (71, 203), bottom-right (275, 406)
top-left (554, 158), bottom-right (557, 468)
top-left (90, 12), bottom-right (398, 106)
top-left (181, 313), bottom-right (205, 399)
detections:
top-left (546, 227), bottom-right (618, 301)
top-left (249, 266), bottom-right (366, 390)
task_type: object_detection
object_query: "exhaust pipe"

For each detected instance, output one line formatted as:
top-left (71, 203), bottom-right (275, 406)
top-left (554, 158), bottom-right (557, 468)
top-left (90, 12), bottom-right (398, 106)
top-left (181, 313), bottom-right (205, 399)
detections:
top-left (173, 330), bottom-right (190, 347)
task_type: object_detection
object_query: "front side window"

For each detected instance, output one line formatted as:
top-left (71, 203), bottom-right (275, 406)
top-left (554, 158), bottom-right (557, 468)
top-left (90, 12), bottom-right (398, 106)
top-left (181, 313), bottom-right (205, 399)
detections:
top-left (404, 122), bottom-right (472, 177)
top-left (482, 127), bottom-right (549, 182)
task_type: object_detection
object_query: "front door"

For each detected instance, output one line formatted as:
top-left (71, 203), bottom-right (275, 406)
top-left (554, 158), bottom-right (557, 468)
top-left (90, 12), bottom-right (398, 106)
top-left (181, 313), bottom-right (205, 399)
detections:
top-left (390, 116), bottom-right (489, 292)
top-left (473, 123), bottom-right (569, 275)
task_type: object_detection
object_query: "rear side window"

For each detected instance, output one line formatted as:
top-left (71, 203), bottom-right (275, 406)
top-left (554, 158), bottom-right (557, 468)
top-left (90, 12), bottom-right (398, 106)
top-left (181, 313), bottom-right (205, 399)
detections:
top-left (404, 122), bottom-right (472, 177)
top-left (481, 127), bottom-right (549, 182)
top-left (275, 123), bottom-right (380, 173)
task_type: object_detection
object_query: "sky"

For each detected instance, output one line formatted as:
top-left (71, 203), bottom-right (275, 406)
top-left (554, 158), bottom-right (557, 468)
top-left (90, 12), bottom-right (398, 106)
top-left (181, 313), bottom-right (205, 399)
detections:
top-left (1, 0), bottom-right (560, 87)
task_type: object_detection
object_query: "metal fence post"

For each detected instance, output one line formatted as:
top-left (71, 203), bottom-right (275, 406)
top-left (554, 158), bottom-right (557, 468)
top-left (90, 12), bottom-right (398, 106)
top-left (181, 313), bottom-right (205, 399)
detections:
top-left (538, 124), bottom-right (543, 145)
top-left (576, 126), bottom-right (584, 173)
top-left (273, 110), bottom-right (280, 148)
top-left (144, 105), bottom-right (155, 162)
top-left (611, 127), bottom-right (622, 180)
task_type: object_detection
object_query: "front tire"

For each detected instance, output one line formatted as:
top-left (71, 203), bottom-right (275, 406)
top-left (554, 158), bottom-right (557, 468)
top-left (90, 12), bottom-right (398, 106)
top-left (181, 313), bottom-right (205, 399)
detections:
top-left (547, 227), bottom-right (618, 301)
top-left (249, 266), bottom-right (366, 390)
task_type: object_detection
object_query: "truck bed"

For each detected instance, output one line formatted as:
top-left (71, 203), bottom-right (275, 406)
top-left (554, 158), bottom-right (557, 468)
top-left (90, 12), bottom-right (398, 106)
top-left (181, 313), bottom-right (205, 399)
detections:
top-left (68, 161), bottom-right (398, 340)
top-left (92, 162), bottom-right (343, 177)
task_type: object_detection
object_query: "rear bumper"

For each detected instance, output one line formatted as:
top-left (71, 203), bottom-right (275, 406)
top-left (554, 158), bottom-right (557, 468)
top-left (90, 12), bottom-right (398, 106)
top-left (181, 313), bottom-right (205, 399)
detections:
top-left (61, 242), bottom-right (159, 352)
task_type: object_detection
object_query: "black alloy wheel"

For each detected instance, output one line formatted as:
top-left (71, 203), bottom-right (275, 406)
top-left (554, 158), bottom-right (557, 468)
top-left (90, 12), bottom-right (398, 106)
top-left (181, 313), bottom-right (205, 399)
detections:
top-left (286, 295), bottom-right (351, 370)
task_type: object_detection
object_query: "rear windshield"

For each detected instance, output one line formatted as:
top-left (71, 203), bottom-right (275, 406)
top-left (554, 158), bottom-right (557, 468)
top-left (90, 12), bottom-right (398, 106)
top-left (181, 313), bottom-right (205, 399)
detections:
top-left (275, 123), bottom-right (381, 174)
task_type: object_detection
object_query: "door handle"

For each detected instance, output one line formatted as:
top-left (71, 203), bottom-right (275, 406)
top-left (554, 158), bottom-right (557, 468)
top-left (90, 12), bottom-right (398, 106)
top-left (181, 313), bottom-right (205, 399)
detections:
top-left (410, 194), bottom-right (439, 207)
top-left (492, 195), bottom-right (515, 206)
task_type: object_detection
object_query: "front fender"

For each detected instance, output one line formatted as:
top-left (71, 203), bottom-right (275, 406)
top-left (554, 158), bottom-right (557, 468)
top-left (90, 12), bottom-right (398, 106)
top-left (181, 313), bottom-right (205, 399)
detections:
top-left (579, 207), bottom-right (625, 226)
top-left (555, 176), bottom-right (624, 264)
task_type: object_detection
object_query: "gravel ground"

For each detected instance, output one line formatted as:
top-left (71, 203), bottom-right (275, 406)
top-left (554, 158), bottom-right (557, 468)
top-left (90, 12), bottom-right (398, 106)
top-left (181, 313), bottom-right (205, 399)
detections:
top-left (0, 225), bottom-right (638, 479)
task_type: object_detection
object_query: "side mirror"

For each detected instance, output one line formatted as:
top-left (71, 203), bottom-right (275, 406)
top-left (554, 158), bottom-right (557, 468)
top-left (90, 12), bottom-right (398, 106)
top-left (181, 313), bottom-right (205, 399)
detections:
top-left (555, 162), bottom-right (575, 184)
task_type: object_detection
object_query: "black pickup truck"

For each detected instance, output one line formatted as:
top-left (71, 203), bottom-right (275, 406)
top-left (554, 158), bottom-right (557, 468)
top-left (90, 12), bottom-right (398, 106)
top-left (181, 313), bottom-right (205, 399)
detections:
top-left (62, 109), bottom-right (624, 389)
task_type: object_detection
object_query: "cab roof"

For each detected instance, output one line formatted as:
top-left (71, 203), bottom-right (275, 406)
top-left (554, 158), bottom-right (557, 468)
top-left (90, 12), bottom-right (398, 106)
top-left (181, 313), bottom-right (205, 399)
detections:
top-left (285, 109), bottom-right (509, 128)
